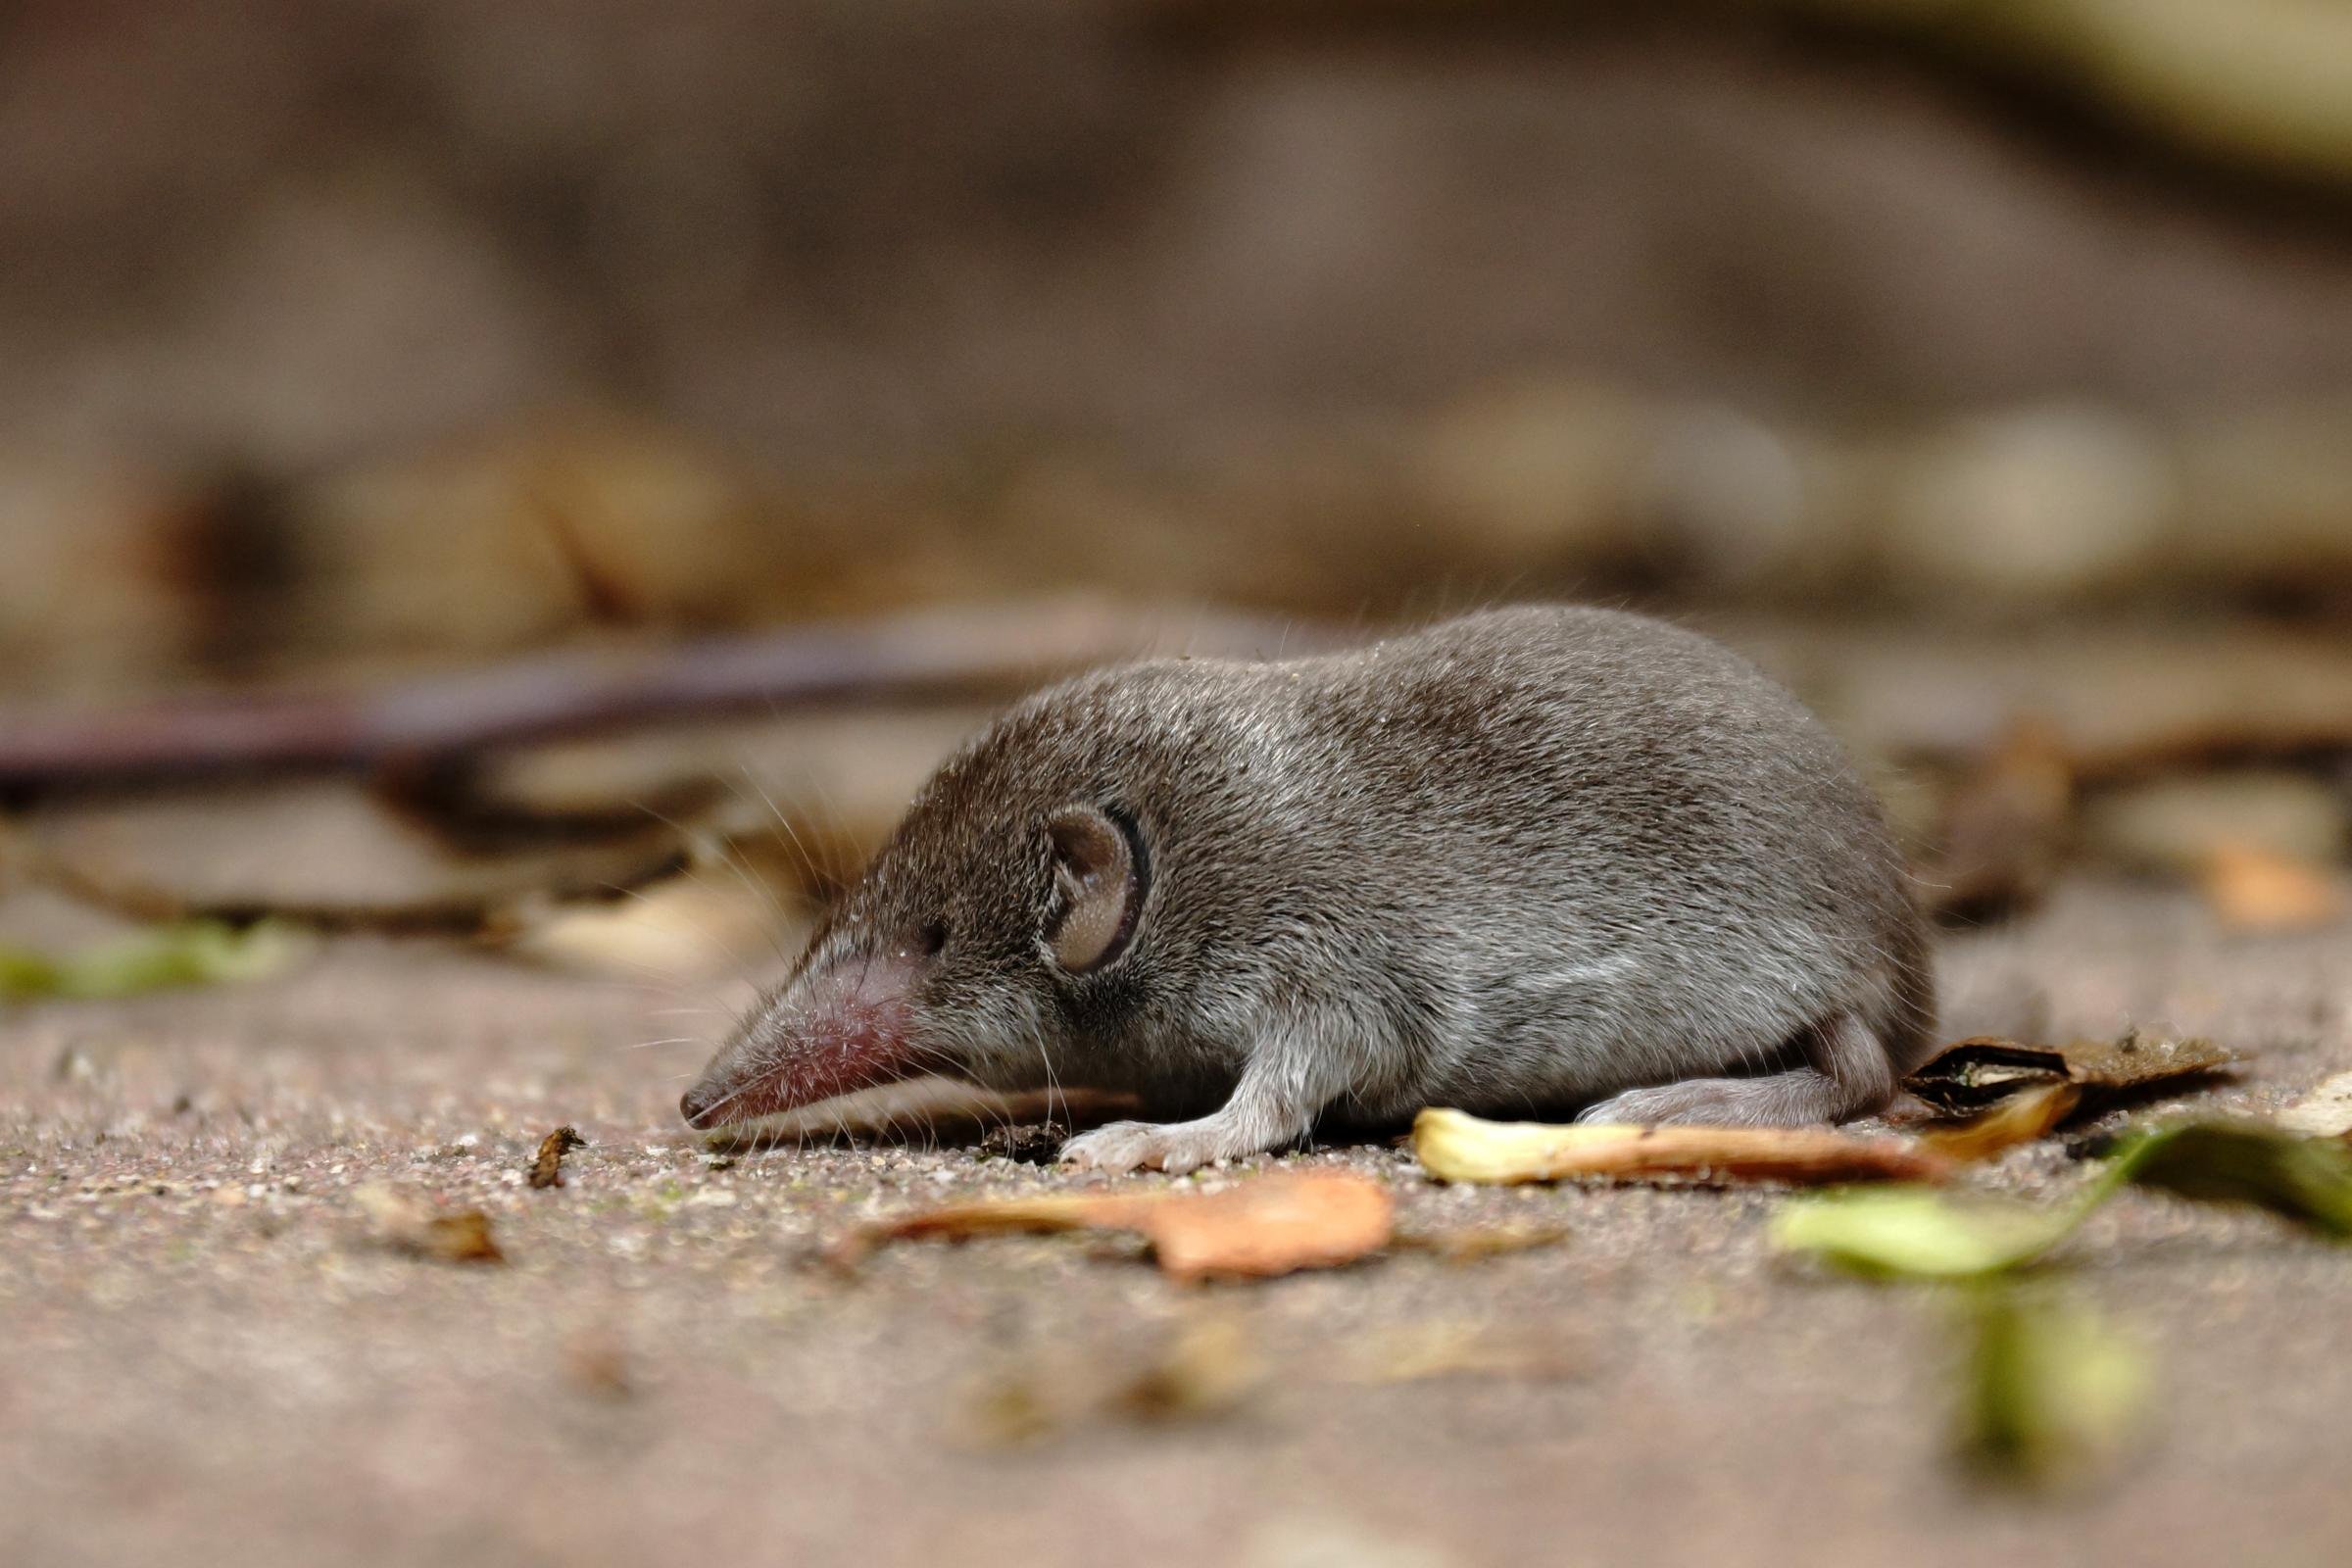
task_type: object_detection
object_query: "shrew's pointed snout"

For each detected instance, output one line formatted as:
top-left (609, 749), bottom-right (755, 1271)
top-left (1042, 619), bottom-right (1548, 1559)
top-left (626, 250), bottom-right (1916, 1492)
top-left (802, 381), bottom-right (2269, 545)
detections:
top-left (676, 954), bottom-right (925, 1130)
top-left (678, 1079), bottom-right (729, 1130)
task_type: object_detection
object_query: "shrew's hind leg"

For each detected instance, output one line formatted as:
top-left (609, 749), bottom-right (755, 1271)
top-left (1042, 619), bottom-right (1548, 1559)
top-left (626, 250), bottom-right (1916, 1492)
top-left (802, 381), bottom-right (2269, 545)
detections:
top-left (1575, 1011), bottom-right (1896, 1127)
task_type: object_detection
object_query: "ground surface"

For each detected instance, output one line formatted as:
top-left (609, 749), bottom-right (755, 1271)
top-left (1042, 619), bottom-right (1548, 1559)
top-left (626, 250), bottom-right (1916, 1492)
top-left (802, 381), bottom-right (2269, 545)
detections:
top-left (4, 876), bottom-right (2350, 1568)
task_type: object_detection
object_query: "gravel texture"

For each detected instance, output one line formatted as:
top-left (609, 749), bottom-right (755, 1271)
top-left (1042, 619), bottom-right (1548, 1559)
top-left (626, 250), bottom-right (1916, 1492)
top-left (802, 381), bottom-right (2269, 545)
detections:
top-left (5, 876), bottom-right (2350, 1567)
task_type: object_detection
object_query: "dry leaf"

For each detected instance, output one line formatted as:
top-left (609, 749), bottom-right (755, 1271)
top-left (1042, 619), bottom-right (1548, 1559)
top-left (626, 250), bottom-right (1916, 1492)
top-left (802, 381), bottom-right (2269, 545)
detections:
top-left (2063, 1029), bottom-right (2238, 1091)
top-left (528, 1125), bottom-right (587, 1189)
top-left (2200, 840), bottom-right (2346, 932)
top-left (2277, 1071), bottom-right (2352, 1140)
top-left (419, 1210), bottom-right (505, 1262)
top-left (832, 1170), bottom-right (1394, 1284)
top-left (1903, 1038), bottom-right (2070, 1113)
top-left (1904, 1030), bottom-right (2234, 1115)
top-left (1413, 1107), bottom-right (1950, 1186)
top-left (352, 1183), bottom-right (507, 1264)
top-left (1918, 1081), bottom-right (2082, 1162)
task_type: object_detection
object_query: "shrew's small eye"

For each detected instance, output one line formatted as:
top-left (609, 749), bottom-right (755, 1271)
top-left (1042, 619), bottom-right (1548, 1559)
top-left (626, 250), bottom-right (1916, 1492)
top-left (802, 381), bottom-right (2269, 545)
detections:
top-left (917, 920), bottom-right (949, 957)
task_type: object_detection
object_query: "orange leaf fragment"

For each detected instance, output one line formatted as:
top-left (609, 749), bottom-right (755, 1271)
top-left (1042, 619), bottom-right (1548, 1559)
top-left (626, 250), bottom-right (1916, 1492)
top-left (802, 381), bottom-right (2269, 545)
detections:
top-left (2200, 841), bottom-right (2345, 933)
top-left (830, 1170), bottom-right (1395, 1283)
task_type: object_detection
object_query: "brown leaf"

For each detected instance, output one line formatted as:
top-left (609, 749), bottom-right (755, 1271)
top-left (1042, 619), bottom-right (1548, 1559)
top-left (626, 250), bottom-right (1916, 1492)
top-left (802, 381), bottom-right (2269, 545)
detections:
top-left (1903, 1038), bottom-right (2071, 1114)
top-left (416, 1210), bottom-right (504, 1263)
top-left (2200, 840), bottom-right (2346, 933)
top-left (1918, 1081), bottom-right (2082, 1162)
top-left (1904, 1030), bottom-right (2235, 1115)
top-left (1139, 1175), bottom-right (1395, 1282)
top-left (352, 1183), bottom-right (507, 1264)
top-left (831, 1170), bottom-right (1394, 1284)
top-left (2063, 1029), bottom-right (2238, 1091)
top-left (1412, 1108), bottom-right (1950, 1186)
top-left (528, 1125), bottom-right (587, 1189)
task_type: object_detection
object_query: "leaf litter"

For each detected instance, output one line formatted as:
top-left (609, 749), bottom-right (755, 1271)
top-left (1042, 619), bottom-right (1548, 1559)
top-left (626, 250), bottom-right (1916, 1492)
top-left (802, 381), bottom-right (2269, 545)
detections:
top-left (1776, 1117), bottom-right (2352, 1283)
top-left (829, 1169), bottom-right (1395, 1284)
top-left (1776, 1117), bottom-right (2352, 1489)
top-left (1902, 1028), bottom-right (2235, 1119)
top-left (1412, 1107), bottom-right (1948, 1186)
top-left (352, 1183), bottom-right (507, 1264)
top-left (1771, 1189), bottom-right (2081, 1281)
top-left (527, 1125), bottom-right (588, 1189)
top-left (0, 918), bottom-right (308, 1002)
top-left (1915, 1080), bottom-right (2082, 1162)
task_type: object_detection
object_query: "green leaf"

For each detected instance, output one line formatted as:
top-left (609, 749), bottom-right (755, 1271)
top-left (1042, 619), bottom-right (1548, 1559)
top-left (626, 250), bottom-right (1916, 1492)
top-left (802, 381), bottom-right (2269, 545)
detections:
top-left (0, 919), bottom-right (308, 1003)
top-left (2104, 1121), bottom-right (2352, 1239)
top-left (1958, 1285), bottom-right (2148, 1489)
top-left (1770, 1186), bottom-right (2081, 1279)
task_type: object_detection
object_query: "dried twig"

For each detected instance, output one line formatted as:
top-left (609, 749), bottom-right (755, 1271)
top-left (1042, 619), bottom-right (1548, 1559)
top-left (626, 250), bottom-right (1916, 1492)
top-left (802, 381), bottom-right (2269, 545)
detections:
top-left (0, 598), bottom-right (1336, 790)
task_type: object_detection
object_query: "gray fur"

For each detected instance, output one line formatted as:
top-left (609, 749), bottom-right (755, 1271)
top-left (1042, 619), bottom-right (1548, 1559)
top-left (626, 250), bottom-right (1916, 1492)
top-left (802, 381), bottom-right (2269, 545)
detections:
top-left (681, 605), bottom-right (1936, 1173)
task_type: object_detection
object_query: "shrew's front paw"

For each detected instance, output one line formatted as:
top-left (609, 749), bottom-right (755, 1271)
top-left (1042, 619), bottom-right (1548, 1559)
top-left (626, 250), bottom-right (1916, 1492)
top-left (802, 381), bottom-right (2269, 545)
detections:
top-left (1059, 1119), bottom-right (1237, 1177)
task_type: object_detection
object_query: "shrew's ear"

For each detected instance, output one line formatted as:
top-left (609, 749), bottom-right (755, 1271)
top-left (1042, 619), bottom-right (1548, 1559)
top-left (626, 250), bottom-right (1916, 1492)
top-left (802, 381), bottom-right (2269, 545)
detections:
top-left (1045, 804), bottom-right (1142, 972)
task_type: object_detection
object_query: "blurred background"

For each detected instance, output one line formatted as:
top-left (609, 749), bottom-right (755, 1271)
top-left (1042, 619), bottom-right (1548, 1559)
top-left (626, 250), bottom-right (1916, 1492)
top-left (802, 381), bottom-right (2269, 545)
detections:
top-left (5, 0), bottom-right (2352, 962)
top-left (10, 14), bottom-right (2352, 1565)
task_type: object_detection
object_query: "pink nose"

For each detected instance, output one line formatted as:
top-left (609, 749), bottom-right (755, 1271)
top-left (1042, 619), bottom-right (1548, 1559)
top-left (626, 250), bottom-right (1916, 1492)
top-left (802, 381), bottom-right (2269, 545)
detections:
top-left (677, 956), bottom-right (920, 1129)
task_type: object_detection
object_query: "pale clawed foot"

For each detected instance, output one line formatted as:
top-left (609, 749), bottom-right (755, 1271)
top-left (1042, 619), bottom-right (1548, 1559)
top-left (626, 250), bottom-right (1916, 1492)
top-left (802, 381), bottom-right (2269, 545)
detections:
top-left (1059, 1117), bottom-right (1260, 1176)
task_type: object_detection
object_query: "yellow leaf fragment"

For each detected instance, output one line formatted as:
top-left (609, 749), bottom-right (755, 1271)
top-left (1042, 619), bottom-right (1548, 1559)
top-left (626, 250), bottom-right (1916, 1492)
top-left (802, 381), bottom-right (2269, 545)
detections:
top-left (1412, 1106), bottom-right (1950, 1186)
top-left (1918, 1080), bottom-right (2082, 1162)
